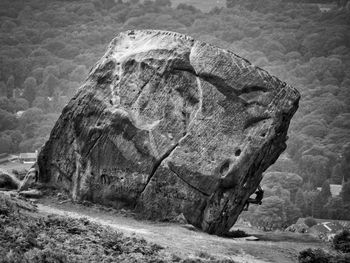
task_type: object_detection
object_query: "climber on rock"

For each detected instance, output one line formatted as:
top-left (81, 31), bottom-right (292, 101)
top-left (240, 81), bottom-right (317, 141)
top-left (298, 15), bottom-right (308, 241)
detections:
top-left (243, 185), bottom-right (264, 211)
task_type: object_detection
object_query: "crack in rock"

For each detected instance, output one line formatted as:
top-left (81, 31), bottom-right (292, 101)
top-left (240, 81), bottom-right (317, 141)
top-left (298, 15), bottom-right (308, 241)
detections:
top-left (168, 165), bottom-right (210, 197)
top-left (138, 142), bottom-right (179, 196)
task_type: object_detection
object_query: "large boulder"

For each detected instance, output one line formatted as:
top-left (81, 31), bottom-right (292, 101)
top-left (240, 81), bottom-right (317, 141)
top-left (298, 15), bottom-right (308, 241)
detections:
top-left (37, 30), bottom-right (300, 235)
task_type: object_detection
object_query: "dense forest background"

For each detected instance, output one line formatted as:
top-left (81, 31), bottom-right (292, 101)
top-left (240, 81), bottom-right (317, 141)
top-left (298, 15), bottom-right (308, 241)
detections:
top-left (0, 0), bottom-right (349, 228)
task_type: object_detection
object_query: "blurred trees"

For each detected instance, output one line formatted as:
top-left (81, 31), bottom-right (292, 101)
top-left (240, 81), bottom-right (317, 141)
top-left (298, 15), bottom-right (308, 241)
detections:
top-left (247, 196), bottom-right (286, 230)
top-left (42, 74), bottom-right (60, 97)
top-left (6, 76), bottom-right (15, 98)
top-left (23, 77), bottom-right (37, 105)
top-left (312, 180), bottom-right (331, 218)
top-left (300, 155), bottom-right (329, 186)
top-left (295, 189), bottom-right (306, 215)
top-left (324, 197), bottom-right (344, 220)
top-left (0, 109), bottom-right (17, 131)
top-left (341, 182), bottom-right (350, 203)
top-left (244, 195), bottom-right (301, 230)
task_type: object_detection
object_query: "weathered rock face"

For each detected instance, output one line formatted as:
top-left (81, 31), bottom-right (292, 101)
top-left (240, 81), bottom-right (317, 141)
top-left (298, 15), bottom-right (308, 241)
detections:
top-left (37, 30), bottom-right (300, 235)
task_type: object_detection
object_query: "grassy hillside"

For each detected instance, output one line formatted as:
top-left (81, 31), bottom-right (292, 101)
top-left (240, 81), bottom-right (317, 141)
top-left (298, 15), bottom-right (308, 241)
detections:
top-left (171, 0), bottom-right (226, 12)
top-left (0, 193), bottom-right (234, 263)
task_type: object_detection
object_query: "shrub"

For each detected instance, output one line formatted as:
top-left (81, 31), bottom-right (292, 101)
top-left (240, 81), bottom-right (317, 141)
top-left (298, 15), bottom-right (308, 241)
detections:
top-left (0, 194), bottom-right (16, 216)
top-left (333, 230), bottom-right (350, 253)
top-left (298, 248), bottom-right (330, 263)
top-left (304, 217), bottom-right (317, 228)
top-left (298, 248), bottom-right (350, 263)
top-left (329, 253), bottom-right (350, 263)
top-left (195, 251), bottom-right (215, 260)
top-left (24, 248), bottom-right (68, 263)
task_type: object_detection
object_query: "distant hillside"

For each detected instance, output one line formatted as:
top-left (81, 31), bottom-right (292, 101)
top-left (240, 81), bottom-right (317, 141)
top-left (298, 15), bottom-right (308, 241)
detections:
top-left (171, 0), bottom-right (226, 12)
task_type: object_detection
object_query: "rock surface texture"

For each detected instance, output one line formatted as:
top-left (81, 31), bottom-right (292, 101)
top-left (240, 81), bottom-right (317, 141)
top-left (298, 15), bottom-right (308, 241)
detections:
top-left (37, 30), bottom-right (300, 235)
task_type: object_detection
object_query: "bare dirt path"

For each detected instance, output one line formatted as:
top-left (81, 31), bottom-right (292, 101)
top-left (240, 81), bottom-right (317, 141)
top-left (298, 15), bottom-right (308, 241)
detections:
top-left (35, 197), bottom-right (329, 263)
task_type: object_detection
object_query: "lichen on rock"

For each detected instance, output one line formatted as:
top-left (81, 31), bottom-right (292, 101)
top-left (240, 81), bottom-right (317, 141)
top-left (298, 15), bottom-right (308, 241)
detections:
top-left (36, 30), bottom-right (300, 235)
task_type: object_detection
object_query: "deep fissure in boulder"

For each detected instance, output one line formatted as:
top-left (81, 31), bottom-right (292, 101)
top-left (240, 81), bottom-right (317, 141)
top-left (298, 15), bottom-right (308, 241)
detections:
top-left (139, 141), bottom-right (180, 196)
top-left (36, 30), bottom-right (300, 235)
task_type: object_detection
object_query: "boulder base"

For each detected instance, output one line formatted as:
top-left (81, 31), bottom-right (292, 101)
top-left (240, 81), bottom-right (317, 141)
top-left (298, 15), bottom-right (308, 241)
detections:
top-left (37, 30), bottom-right (300, 235)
